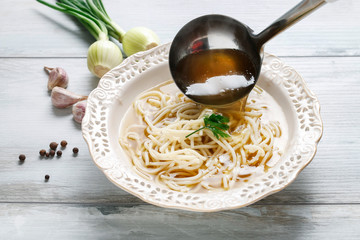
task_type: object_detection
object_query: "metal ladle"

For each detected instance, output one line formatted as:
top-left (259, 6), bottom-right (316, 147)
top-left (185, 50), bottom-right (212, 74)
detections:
top-left (169, 0), bottom-right (331, 107)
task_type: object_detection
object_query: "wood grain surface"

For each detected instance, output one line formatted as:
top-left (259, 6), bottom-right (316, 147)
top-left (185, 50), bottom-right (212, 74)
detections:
top-left (1, 0), bottom-right (359, 239)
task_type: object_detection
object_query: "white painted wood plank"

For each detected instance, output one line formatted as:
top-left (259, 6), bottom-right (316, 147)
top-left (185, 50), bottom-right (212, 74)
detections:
top-left (0, 203), bottom-right (359, 240)
top-left (0, 56), bottom-right (359, 204)
top-left (0, 0), bottom-right (359, 57)
top-left (0, 0), bottom-right (359, 239)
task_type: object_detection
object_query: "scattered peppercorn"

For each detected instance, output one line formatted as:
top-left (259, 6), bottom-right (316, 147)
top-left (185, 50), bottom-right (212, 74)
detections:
top-left (45, 152), bottom-right (50, 157)
top-left (49, 150), bottom-right (55, 157)
top-left (45, 174), bottom-right (50, 180)
top-left (19, 154), bottom-right (26, 161)
top-left (72, 147), bottom-right (79, 154)
top-left (56, 150), bottom-right (62, 157)
top-left (49, 142), bottom-right (58, 150)
top-left (39, 149), bottom-right (46, 156)
top-left (60, 140), bottom-right (68, 148)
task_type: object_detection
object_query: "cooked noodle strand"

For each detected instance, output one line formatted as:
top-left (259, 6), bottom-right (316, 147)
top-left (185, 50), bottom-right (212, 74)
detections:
top-left (120, 82), bottom-right (282, 192)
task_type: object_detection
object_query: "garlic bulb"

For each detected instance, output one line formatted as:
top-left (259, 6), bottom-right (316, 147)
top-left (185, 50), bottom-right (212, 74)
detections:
top-left (51, 87), bottom-right (87, 108)
top-left (72, 100), bottom-right (87, 124)
top-left (44, 66), bottom-right (69, 90)
top-left (87, 40), bottom-right (123, 78)
top-left (122, 27), bottom-right (160, 56)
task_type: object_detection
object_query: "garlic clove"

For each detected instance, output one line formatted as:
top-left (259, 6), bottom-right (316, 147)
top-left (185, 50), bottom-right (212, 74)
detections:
top-left (51, 86), bottom-right (87, 109)
top-left (44, 66), bottom-right (69, 90)
top-left (72, 100), bottom-right (87, 124)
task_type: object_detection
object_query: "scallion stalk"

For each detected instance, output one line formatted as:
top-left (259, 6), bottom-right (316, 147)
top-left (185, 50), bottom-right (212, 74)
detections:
top-left (38, 0), bottom-right (160, 59)
top-left (77, 0), bottom-right (161, 56)
top-left (37, 0), bottom-right (123, 78)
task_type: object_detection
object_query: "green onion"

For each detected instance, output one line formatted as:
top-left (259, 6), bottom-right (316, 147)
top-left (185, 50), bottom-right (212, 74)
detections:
top-left (37, 0), bottom-right (161, 76)
top-left (80, 0), bottom-right (160, 56)
top-left (122, 27), bottom-right (160, 56)
top-left (37, 0), bottom-right (123, 78)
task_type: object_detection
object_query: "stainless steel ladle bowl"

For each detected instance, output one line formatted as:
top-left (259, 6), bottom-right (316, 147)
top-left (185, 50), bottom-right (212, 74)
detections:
top-left (169, 0), bottom-right (330, 106)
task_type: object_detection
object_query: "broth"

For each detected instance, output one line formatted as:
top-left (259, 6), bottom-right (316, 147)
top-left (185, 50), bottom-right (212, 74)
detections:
top-left (174, 49), bottom-right (257, 105)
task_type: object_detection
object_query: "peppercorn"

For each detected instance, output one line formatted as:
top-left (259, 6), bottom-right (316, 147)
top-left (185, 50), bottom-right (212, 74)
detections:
top-left (39, 149), bottom-right (46, 156)
top-left (19, 154), bottom-right (26, 161)
top-left (60, 140), bottom-right (68, 148)
top-left (49, 150), bottom-right (55, 157)
top-left (49, 142), bottom-right (58, 150)
top-left (72, 147), bottom-right (79, 154)
top-left (45, 152), bottom-right (50, 157)
top-left (56, 150), bottom-right (62, 157)
top-left (45, 175), bottom-right (50, 180)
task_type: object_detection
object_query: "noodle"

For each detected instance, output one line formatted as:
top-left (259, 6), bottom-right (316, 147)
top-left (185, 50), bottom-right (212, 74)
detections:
top-left (120, 82), bottom-right (282, 192)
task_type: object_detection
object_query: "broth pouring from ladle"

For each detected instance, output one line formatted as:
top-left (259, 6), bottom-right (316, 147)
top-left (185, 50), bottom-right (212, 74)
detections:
top-left (169, 0), bottom-right (332, 107)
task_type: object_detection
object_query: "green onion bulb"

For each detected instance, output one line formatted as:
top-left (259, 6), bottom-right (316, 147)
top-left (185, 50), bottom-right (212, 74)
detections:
top-left (87, 40), bottom-right (123, 78)
top-left (122, 27), bottom-right (160, 56)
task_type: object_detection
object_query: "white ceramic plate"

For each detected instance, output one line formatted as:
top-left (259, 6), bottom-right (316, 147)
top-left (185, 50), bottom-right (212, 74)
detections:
top-left (82, 42), bottom-right (323, 212)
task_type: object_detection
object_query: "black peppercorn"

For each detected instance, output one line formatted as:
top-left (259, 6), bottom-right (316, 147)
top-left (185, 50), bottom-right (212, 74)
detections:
top-left (39, 149), bottom-right (46, 156)
top-left (49, 142), bottom-right (58, 150)
top-left (19, 154), bottom-right (26, 161)
top-left (45, 175), bottom-right (50, 180)
top-left (60, 140), bottom-right (68, 148)
top-left (56, 150), bottom-right (62, 157)
top-left (45, 152), bottom-right (50, 157)
top-left (72, 147), bottom-right (79, 154)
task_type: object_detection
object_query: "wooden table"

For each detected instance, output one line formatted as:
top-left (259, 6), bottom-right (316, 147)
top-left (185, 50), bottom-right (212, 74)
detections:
top-left (1, 0), bottom-right (359, 239)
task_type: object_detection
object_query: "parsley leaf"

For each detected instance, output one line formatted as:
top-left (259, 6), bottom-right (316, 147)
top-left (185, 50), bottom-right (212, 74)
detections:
top-left (185, 114), bottom-right (230, 139)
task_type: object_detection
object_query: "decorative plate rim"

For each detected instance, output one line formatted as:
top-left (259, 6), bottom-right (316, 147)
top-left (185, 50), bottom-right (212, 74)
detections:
top-left (82, 42), bottom-right (323, 212)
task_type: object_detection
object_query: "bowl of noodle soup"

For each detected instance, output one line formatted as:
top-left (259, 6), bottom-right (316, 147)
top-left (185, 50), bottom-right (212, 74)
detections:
top-left (82, 42), bottom-right (322, 212)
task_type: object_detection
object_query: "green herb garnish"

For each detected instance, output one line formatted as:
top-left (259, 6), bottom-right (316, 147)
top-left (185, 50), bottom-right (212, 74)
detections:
top-left (186, 114), bottom-right (230, 139)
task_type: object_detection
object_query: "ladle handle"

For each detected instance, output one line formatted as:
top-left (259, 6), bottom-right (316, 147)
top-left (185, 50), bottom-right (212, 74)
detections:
top-left (254, 0), bottom-right (327, 49)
